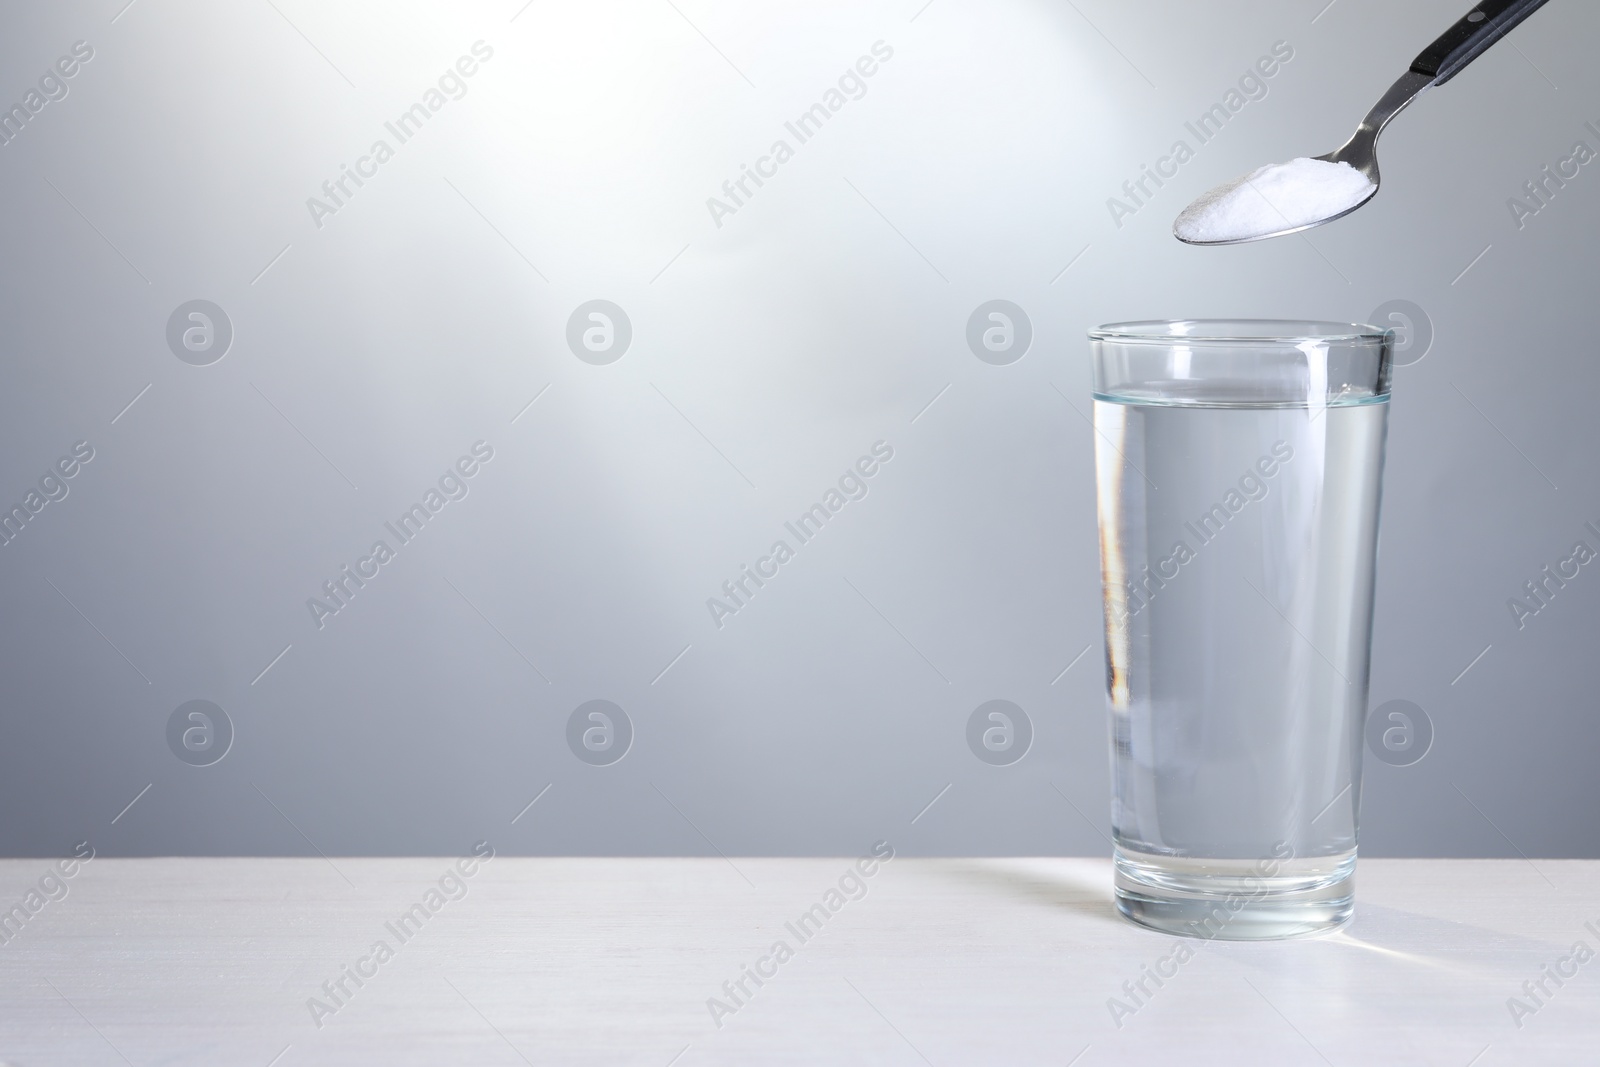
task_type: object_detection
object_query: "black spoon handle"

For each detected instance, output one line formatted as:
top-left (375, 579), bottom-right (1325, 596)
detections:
top-left (1411, 0), bottom-right (1551, 85)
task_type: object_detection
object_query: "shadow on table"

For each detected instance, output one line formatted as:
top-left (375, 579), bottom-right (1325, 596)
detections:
top-left (932, 858), bottom-right (1126, 928)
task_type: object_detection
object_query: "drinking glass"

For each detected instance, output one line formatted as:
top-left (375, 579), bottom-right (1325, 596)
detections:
top-left (1089, 319), bottom-right (1393, 939)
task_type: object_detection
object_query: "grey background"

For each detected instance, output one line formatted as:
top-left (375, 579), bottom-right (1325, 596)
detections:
top-left (1, 0), bottom-right (1595, 859)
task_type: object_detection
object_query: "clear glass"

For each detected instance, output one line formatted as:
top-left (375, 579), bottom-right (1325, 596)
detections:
top-left (1089, 319), bottom-right (1393, 940)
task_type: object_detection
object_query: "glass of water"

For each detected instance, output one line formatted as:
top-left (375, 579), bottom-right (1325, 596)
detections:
top-left (1089, 320), bottom-right (1393, 940)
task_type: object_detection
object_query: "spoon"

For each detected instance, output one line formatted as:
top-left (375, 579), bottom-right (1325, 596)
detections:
top-left (1174, 0), bottom-right (1552, 246)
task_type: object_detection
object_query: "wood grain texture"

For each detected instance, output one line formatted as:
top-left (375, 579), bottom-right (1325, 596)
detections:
top-left (0, 857), bottom-right (1595, 1065)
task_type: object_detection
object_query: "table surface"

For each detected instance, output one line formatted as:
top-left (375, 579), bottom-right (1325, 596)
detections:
top-left (1, 855), bottom-right (1596, 1065)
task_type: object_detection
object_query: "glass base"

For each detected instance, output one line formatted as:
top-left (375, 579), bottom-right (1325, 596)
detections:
top-left (1113, 846), bottom-right (1355, 941)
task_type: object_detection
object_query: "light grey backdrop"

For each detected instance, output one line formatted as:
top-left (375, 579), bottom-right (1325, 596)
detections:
top-left (1, 0), bottom-right (1595, 858)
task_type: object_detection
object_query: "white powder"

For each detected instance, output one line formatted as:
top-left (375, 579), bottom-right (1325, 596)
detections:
top-left (1174, 157), bottom-right (1375, 243)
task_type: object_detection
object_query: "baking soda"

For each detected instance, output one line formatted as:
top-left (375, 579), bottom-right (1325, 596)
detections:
top-left (1174, 157), bottom-right (1375, 243)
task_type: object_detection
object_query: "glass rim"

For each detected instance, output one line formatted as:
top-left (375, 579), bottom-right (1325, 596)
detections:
top-left (1089, 319), bottom-right (1392, 346)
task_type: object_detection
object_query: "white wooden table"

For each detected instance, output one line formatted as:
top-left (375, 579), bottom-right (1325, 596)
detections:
top-left (1, 856), bottom-right (1595, 1065)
